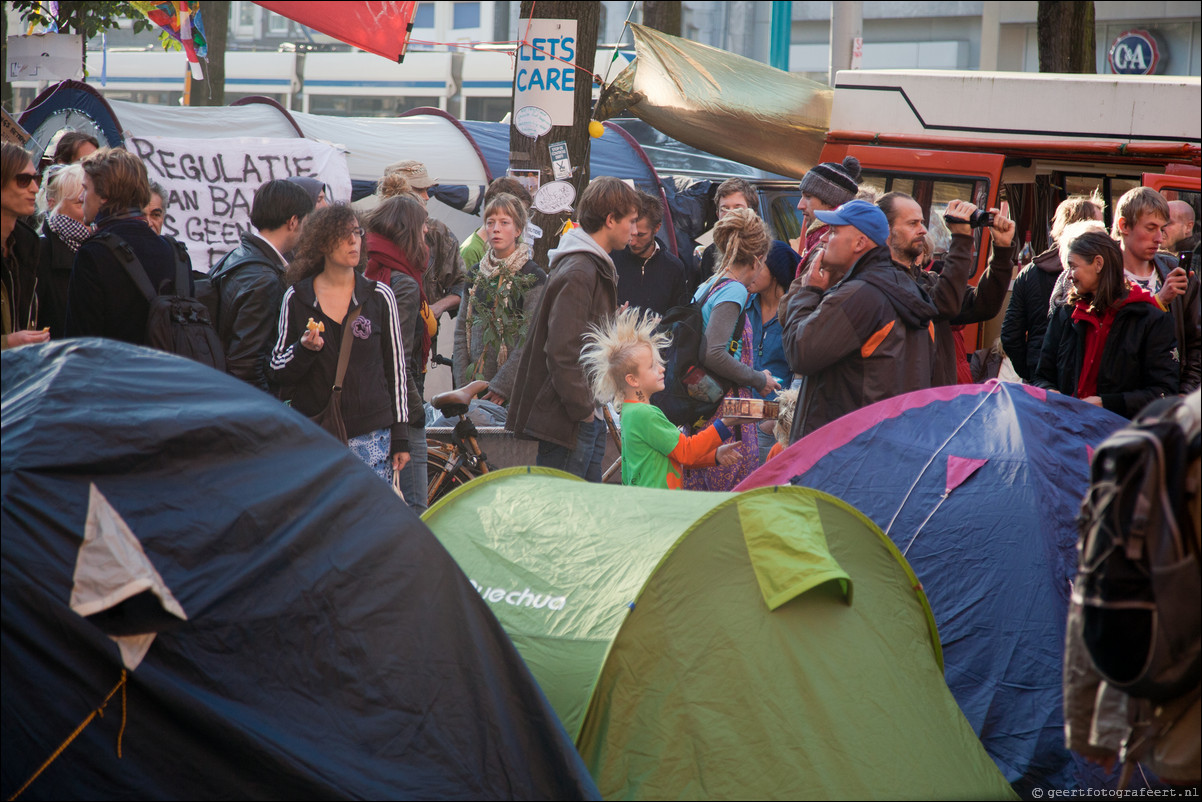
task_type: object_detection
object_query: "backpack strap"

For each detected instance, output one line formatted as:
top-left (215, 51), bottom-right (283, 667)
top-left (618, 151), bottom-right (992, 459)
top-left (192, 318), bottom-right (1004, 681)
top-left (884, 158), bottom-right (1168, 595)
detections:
top-left (95, 232), bottom-right (157, 303)
top-left (699, 277), bottom-right (737, 306)
top-left (700, 277), bottom-right (747, 356)
top-left (167, 237), bottom-right (192, 299)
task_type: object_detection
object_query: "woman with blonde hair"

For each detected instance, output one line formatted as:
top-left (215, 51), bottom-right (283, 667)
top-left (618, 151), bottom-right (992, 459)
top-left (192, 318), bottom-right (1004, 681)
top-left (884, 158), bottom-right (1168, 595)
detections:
top-left (684, 207), bottom-right (782, 490)
top-left (1034, 222), bottom-right (1178, 416)
top-left (270, 204), bottom-right (411, 481)
top-left (36, 163), bottom-right (89, 336)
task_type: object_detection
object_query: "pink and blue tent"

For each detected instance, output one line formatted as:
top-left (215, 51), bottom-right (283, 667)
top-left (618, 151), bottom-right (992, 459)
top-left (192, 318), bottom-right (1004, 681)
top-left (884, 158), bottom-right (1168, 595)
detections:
top-left (738, 381), bottom-right (1132, 793)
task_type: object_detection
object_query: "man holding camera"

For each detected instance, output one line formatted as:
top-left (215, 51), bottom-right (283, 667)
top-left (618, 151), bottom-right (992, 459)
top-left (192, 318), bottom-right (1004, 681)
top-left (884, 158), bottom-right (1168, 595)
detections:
top-left (877, 194), bottom-right (1016, 385)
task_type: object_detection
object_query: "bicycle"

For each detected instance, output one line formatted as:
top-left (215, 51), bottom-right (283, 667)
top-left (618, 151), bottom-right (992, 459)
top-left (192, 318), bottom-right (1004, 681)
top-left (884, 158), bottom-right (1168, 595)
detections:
top-left (424, 372), bottom-right (625, 506)
top-left (426, 379), bottom-right (492, 507)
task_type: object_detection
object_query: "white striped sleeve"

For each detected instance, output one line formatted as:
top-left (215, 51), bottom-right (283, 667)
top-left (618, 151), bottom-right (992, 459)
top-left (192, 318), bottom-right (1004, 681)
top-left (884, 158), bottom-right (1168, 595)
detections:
top-left (376, 281), bottom-right (408, 423)
top-left (269, 286), bottom-right (299, 371)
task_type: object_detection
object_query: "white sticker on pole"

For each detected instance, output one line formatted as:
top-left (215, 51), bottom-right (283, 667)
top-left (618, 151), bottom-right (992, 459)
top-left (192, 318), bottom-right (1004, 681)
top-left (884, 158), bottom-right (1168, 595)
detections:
top-left (532, 181), bottom-right (576, 214)
top-left (514, 106), bottom-right (553, 138)
top-left (126, 135), bottom-right (351, 272)
top-left (514, 19), bottom-right (578, 131)
top-left (549, 140), bottom-right (572, 180)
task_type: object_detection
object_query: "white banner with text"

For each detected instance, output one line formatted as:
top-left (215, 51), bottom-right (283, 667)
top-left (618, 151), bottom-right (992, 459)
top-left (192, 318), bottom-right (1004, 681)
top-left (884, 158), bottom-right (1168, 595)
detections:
top-left (127, 135), bottom-right (352, 272)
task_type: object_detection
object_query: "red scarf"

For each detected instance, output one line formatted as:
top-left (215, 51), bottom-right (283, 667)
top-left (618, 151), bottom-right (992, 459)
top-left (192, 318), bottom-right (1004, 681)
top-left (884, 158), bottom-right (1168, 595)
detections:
top-left (1071, 281), bottom-right (1158, 399)
top-left (794, 223), bottom-right (829, 280)
top-left (365, 232), bottom-right (431, 370)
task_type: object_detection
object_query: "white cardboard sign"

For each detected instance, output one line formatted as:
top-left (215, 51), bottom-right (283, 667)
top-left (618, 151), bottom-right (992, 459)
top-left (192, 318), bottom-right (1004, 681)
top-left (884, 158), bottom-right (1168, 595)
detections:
top-left (513, 19), bottom-right (578, 131)
top-left (532, 180), bottom-right (576, 214)
top-left (126, 135), bottom-right (351, 272)
top-left (6, 33), bottom-right (84, 82)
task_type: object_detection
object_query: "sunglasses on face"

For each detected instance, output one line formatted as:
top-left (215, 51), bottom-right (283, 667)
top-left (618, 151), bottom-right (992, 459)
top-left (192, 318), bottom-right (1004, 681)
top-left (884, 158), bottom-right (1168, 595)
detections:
top-left (13, 172), bottom-right (41, 189)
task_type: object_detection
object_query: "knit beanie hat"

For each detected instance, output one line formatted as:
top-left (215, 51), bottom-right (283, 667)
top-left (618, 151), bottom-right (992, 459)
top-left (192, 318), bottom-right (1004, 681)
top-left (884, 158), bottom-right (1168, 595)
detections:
top-left (797, 156), bottom-right (862, 208)
top-left (766, 240), bottom-right (800, 290)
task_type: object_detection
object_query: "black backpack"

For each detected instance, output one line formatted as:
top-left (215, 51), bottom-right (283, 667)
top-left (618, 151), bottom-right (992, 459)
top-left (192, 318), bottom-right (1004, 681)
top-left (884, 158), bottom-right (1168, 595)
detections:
top-left (193, 251), bottom-right (275, 333)
top-left (96, 232), bottom-right (226, 372)
top-left (650, 279), bottom-right (746, 432)
top-left (1074, 395), bottom-right (1202, 703)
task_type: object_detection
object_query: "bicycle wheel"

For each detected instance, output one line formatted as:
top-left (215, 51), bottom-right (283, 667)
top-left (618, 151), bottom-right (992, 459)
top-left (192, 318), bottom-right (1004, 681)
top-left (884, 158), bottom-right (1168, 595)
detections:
top-left (426, 448), bottom-right (479, 506)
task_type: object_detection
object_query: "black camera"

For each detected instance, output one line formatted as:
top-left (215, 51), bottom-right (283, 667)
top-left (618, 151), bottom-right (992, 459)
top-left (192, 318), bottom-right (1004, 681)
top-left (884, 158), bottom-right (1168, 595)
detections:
top-left (944, 209), bottom-right (994, 228)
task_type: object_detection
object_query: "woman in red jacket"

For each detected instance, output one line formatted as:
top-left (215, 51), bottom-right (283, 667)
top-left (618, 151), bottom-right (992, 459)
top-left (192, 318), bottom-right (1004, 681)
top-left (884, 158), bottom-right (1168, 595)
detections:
top-left (1035, 223), bottom-right (1178, 417)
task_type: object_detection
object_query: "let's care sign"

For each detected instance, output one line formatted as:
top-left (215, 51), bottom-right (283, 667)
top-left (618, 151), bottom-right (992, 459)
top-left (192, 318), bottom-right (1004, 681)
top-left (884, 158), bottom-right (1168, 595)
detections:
top-left (513, 19), bottom-right (578, 137)
top-left (127, 136), bottom-right (352, 271)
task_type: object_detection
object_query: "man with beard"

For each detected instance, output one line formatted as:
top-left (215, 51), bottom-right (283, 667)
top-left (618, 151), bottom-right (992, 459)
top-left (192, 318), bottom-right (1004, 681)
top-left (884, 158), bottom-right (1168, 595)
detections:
top-left (877, 193), bottom-right (1015, 385)
top-left (611, 190), bottom-right (687, 316)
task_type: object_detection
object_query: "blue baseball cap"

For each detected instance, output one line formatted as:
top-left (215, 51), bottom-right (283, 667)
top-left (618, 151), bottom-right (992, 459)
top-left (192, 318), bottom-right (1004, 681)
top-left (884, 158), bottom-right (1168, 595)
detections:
top-left (813, 199), bottom-right (890, 247)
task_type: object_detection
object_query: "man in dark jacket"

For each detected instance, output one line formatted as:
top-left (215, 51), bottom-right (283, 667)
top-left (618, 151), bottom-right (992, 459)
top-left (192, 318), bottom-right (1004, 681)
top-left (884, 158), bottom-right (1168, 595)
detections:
top-left (507, 177), bottom-right (640, 479)
top-left (210, 180), bottom-right (314, 391)
top-left (783, 199), bottom-right (939, 442)
top-left (65, 147), bottom-right (189, 344)
top-left (1001, 244), bottom-right (1062, 382)
top-left (612, 190), bottom-right (687, 316)
top-left (879, 193), bottom-right (1016, 385)
top-left (1112, 187), bottom-right (1200, 394)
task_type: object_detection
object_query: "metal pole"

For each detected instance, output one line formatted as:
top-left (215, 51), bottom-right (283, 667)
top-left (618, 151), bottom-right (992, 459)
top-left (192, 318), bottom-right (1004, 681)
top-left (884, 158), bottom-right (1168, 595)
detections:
top-left (980, 1), bottom-right (1000, 70)
top-left (770, 1), bottom-right (792, 71)
top-left (828, 1), bottom-right (862, 87)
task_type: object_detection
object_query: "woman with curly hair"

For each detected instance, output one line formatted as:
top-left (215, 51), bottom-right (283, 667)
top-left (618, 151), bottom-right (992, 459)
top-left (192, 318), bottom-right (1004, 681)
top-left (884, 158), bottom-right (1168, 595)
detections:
top-left (364, 194), bottom-right (430, 511)
top-left (1034, 221), bottom-right (1178, 417)
top-left (270, 204), bottom-right (411, 481)
top-left (452, 192), bottom-right (546, 404)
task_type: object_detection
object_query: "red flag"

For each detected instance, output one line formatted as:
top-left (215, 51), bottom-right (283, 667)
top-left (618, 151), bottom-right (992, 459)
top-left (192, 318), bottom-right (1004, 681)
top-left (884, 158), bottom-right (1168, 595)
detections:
top-left (256, 1), bottom-right (416, 62)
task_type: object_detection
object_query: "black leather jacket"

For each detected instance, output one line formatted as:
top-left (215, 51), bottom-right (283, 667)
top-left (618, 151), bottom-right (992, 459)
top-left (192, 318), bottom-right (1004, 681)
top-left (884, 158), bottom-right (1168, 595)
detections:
top-left (210, 233), bottom-right (288, 391)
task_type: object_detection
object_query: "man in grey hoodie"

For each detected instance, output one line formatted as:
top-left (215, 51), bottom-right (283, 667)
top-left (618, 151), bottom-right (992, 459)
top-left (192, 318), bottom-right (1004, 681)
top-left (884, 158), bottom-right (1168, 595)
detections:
top-left (506, 177), bottom-right (640, 479)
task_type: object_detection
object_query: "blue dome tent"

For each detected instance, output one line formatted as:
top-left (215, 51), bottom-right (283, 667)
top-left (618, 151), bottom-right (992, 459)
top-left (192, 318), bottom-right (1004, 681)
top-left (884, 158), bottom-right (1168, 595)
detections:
top-left (738, 381), bottom-right (1133, 793)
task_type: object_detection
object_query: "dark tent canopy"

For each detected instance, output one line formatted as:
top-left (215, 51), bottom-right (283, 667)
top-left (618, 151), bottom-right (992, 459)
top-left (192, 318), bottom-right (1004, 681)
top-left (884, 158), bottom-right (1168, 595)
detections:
top-left (1, 339), bottom-right (598, 801)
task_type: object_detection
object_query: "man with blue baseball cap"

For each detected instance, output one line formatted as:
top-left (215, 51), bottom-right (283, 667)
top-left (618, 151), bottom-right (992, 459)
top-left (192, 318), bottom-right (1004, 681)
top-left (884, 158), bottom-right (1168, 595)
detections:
top-left (782, 199), bottom-right (940, 441)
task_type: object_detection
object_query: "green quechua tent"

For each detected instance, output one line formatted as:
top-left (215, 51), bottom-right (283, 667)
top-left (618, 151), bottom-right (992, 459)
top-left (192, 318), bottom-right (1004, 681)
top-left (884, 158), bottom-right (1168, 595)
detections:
top-left (423, 468), bottom-right (1016, 800)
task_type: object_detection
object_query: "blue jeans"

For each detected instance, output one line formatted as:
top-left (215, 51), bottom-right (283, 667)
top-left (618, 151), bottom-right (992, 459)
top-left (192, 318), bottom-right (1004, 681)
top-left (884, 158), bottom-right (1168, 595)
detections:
top-left (395, 428), bottom-right (428, 514)
top-left (537, 417), bottom-right (607, 481)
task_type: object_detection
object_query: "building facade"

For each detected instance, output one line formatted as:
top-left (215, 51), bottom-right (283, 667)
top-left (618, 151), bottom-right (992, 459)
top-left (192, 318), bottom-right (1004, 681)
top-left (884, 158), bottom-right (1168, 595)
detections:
top-left (5, 1), bottom-right (1199, 117)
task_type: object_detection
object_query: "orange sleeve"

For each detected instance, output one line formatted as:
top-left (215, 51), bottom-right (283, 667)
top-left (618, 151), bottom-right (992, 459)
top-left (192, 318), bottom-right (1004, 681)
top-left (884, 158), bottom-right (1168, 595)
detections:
top-left (668, 425), bottom-right (722, 469)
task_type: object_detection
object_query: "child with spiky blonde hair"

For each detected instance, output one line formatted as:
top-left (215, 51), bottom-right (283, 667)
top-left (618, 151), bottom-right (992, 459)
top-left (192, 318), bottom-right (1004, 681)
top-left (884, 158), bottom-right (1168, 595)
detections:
top-left (582, 308), bottom-right (739, 489)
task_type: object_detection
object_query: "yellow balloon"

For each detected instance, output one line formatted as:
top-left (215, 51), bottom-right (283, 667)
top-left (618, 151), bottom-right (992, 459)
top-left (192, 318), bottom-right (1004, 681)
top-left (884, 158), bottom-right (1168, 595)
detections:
top-left (588, 120), bottom-right (605, 139)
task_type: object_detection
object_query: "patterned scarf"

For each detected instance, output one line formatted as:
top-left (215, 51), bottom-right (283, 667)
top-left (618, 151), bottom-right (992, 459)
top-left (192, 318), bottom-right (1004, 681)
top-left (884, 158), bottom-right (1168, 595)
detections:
top-left (47, 213), bottom-right (93, 252)
top-left (477, 242), bottom-right (531, 279)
